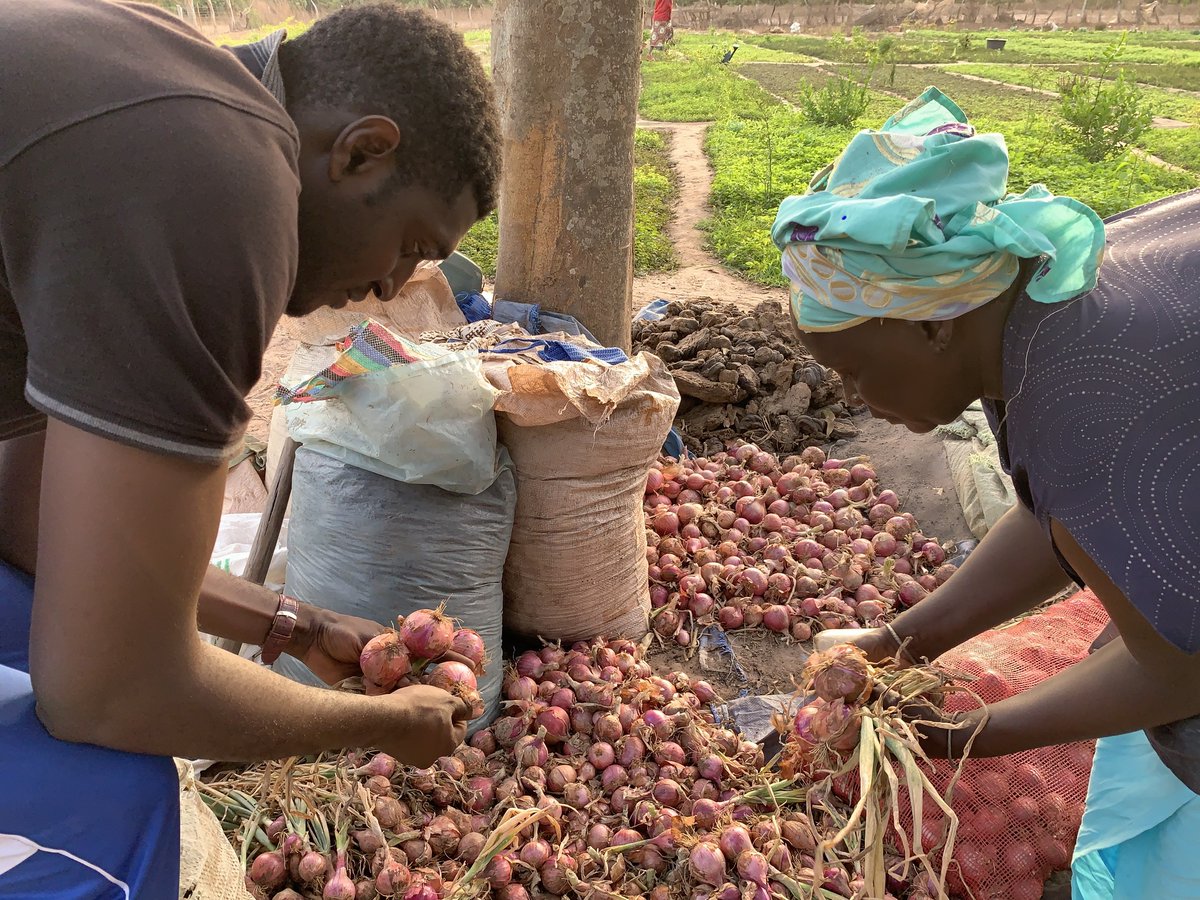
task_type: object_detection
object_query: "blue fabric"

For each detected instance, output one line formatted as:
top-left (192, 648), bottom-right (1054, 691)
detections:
top-left (455, 291), bottom-right (493, 324)
top-left (661, 429), bottom-right (685, 459)
top-left (1072, 731), bottom-right (1200, 899)
top-left (0, 560), bottom-right (181, 898)
top-left (489, 337), bottom-right (629, 366)
top-left (634, 299), bottom-right (670, 321)
top-left (491, 300), bottom-right (603, 346)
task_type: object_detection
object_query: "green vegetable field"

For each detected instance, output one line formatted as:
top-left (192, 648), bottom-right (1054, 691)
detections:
top-left (637, 27), bottom-right (1200, 286)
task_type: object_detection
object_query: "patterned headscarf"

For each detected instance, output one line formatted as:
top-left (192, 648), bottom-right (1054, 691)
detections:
top-left (772, 88), bottom-right (1106, 332)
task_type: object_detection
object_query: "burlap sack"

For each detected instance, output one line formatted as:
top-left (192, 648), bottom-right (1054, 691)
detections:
top-left (491, 352), bottom-right (679, 642)
top-left (176, 759), bottom-right (252, 900)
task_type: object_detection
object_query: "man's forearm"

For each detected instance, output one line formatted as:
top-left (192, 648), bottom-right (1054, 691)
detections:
top-left (196, 565), bottom-right (280, 647)
top-left (892, 503), bottom-right (1071, 660)
top-left (41, 634), bottom-right (401, 761)
top-left (972, 637), bottom-right (1200, 756)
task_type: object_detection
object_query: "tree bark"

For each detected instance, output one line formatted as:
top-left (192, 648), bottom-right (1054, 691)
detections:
top-left (492, 0), bottom-right (641, 352)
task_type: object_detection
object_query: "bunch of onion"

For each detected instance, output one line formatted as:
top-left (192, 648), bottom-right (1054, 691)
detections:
top-left (355, 606), bottom-right (488, 719)
top-left (212, 637), bottom-right (867, 899)
top-left (644, 443), bottom-right (956, 649)
top-left (774, 645), bottom-right (982, 900)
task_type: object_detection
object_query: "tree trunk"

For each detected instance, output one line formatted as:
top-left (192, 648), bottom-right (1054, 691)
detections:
top-left (492, 0), bottom-right (641, 352)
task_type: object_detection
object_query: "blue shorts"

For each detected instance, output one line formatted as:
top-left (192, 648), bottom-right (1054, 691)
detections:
top-left (0, 561), bottom-right (180, 898)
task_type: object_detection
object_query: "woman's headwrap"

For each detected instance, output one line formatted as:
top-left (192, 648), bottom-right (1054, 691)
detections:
top-left (772, 88), bottom-right (1106, 333)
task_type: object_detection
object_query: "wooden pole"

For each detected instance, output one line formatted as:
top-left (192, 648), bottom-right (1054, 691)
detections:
top-left (214, 437), bottom-right (299, 656)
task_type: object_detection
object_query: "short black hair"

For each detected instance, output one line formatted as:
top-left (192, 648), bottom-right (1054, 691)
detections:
top-left (278, 6), bottom-right (501, 216)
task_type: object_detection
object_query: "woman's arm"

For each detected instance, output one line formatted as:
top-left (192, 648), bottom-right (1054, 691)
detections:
top-left (857, 503), bottom-right (1072, 663)
top-left (919, 519), bottom-right (1200, 757)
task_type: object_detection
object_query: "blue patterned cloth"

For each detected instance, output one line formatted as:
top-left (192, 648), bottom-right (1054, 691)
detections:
top-left (983, 189), bottom-right (1200, 791)
top-left (772, 88), bottom-right (1106, 331)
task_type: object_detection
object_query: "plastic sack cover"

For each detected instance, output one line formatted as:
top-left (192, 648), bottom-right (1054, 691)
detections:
top-left (176, 760), bottom-right (254, 900)
top-left (939, 402), bottom-right (1017, 540)
top-left (208, 512), bottom-right (288, 590)
top-left (275, 448), bottom-right (515, 731)
top-left (284, 343), bottom-right (501, 496)
top-left (890, 592), bottom-right (1111, 899)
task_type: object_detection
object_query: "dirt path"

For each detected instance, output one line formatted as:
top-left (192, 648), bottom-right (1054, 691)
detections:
top-left (632, 119), bottom-right (787, 312)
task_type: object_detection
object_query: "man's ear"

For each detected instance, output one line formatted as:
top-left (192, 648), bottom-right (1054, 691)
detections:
top-left (921, 319), bottom-right (954, 352)
top-left (327, 115), bottom-right (402, 182)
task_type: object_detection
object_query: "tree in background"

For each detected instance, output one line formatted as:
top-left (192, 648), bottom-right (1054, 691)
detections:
top-left (490, 0), bottom-right (643, 351)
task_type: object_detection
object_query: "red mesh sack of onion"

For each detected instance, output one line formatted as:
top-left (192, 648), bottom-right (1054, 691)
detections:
top-left (779, 592), bottom-right (1110, 900)
top-left (887, 592), bottom-right (1109, 900)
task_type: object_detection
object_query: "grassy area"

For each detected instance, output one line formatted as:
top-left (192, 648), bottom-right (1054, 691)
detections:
top-left (463, 28), bottom-right (491, 69)
top-left (1138, 127), bottom-right (1200, 172)
top-left (458, 128), bottom-right (679, 280)
top-left (752, 59), bottom-right (1200, 176)
top-left (706, 109), bottom-right (854, 285)
top-left (214, 17), bottom-right (311, 44)
top-left (632, 129), bottom-right (680, 274)
top-left (639, 55), bottom-right (779, 121)
top-left (671, 30), bottom-right (816, 63)
top-left (705, 57), bottom-right (1198, 285)
top-left (950, 62), bottom-right (1200, 121)
top-left (456, 212), bottom-right (499, 281)
top-left (953, 61), bottom-right (1200, 92)
top-left (744, 28), bottom-right (1200, 66)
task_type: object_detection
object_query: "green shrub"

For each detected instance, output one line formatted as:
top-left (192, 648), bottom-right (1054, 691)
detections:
top-left (457, 212), bottom-right (498, 280)
top-left (797, 73), bottom-right (872, 127)
top-left (1058, 38), bottom-right (1153, 162)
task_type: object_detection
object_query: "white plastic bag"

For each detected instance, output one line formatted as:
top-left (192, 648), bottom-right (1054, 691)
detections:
top-left (208, 512), bottom-right (289, 589)
top-left (284, 346), bottom-right (501, 496)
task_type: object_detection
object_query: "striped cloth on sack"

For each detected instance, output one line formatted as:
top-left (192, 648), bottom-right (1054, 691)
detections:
top-left (274, 320), bottom-right (435, 405)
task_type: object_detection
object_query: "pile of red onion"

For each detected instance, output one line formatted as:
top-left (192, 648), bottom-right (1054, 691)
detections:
top-left (358, 607), bottom-right (488, 719)
top-left (644, 443), bottom-right (957, 646)
top-left (237, 638), bottom-right (880, 900)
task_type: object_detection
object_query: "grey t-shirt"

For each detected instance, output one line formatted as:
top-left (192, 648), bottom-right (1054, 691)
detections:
top-left (0, 0), bottom-right (299, 464)
top-left (983, 189), bottom-right (1200, 791)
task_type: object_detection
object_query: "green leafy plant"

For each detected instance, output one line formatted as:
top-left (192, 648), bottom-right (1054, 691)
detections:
top-left (797, 73), bottom-right (872, 127)
top-left (1058, 36), bottom-right (1153, 162)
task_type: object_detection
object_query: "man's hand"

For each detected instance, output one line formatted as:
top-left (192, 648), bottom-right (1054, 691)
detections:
top-left (290, 607), bottom-right (386, 685)
top-left (377, 685), bottom-right (472, 767)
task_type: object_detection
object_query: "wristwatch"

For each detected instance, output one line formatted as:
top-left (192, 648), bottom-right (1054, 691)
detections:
top-left (260, 593), bottom-right (301, 665)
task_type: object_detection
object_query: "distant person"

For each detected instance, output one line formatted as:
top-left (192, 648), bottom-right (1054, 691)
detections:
top-left (0, 1), bottom-right (499, 894)
top-left (647, 0), bottom-right (674, 57)
top-left (774, 88), bottom-right (1199, 899)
